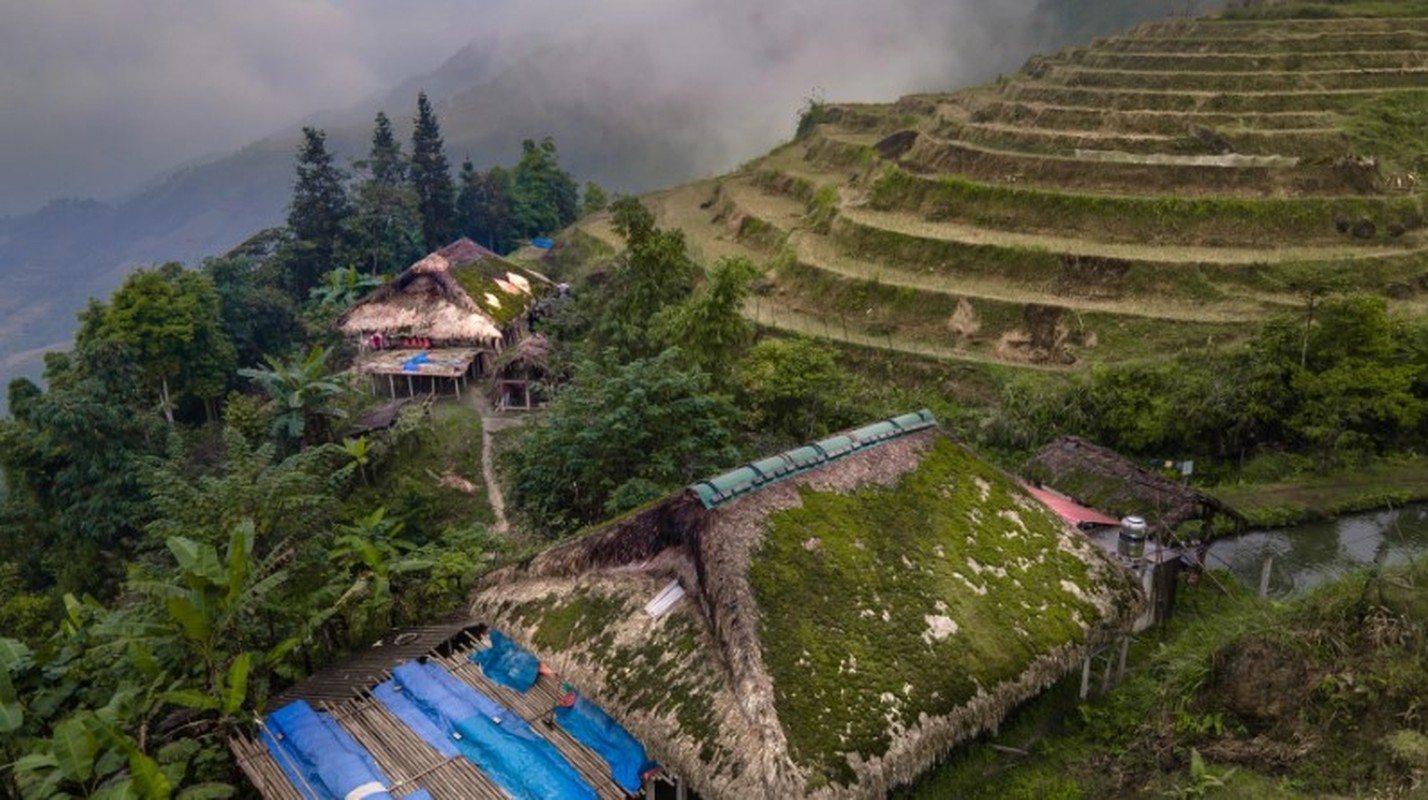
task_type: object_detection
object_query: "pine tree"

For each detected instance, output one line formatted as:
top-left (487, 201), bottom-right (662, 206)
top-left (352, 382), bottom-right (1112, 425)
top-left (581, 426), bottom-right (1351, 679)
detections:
top-left (285, 127), bottom-right (351, 297)
top-left (409, 92), bottom-right (456, 251)
top-left (343, 112), bottom-right (422, 274)
top-left (456, 160), bottom-right (516, 254)
top-left (367, 111), bottom-right (405, 186)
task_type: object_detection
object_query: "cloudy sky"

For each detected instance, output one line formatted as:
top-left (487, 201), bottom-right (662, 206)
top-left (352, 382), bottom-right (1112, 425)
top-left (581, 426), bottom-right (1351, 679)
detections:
top-left (0, 0), bottom-right (1055, 217)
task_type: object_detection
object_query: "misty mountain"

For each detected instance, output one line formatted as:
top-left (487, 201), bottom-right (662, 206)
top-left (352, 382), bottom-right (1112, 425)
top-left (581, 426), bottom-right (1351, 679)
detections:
top-left (0, 0), bottom-right (1191, 405)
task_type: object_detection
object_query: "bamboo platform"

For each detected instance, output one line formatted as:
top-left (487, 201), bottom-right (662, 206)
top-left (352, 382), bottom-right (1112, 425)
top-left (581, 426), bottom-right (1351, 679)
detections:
top-left (231, 632), bottom-right (640, 799)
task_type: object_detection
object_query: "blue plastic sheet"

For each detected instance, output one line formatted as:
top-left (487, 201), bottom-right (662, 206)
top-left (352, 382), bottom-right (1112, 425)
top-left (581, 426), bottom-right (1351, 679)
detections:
top-left (555, 694), bottom-right (658, 794)
top-left (390, 660), bottom-right (596, 800)
top-left (373, 681), bottom-right (459, 759)
top-left (260, 699), bottom-right (395, 800)
top-left (470, 630), bottom-right (539, 692)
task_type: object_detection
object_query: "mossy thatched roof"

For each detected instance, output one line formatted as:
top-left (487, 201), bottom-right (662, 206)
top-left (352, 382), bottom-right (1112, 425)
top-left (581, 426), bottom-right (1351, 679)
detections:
top-left (337, 239), bottom-right (543, 342)
top-left (470, 423), bottom-right (1144, 798)
top-left (1022, 436), bottom-right (1246, 534)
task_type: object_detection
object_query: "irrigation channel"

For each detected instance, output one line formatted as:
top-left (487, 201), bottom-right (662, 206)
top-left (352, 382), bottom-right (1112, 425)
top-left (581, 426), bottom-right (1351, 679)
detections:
top-left (1208, 504), bottom-right (1428, 599)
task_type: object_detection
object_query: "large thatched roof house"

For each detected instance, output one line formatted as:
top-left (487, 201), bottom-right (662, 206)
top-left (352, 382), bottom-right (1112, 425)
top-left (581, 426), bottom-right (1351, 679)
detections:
top-left (470, 413), bottom-right (1145, 798)
top-left (338, 239), bottom-right (551, 397)
top-left (338, 239), bottom-right (546, 350)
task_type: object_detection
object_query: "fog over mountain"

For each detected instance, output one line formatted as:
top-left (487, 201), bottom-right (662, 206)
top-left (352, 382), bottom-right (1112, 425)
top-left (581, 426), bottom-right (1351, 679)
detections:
top-left (0, 0), bottom-right (1181, 404)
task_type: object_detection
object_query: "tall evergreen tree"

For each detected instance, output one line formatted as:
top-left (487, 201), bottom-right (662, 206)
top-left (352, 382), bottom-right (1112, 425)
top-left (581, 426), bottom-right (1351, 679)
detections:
top-left (510, 137), bottom-right (579, 238)
top-left (285, 127), bottom-right (351, 298)
top-left (409, 92), bottom-right (456, 251)
top-left (367, 111), bottom-right (405, 185)
top-left (343, 111), bottom-right (422, 275)
top-left (456, 160), bottom-right (516, 254)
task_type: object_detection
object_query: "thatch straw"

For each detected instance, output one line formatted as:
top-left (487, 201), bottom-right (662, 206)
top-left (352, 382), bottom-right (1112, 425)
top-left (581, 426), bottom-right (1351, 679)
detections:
top-left (338, 239), bottom-right (522, 344)
top-left (493, 333), bottom-right (554, 378)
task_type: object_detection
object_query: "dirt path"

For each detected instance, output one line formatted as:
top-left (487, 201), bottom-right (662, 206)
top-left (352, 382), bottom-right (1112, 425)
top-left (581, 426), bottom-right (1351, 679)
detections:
top-left (465, 389), bottom-right (527, 535)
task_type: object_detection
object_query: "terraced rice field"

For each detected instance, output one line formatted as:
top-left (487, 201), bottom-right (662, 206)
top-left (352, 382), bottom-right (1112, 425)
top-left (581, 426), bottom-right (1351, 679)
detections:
top-left (576, 4), bottom-right (1428, 371)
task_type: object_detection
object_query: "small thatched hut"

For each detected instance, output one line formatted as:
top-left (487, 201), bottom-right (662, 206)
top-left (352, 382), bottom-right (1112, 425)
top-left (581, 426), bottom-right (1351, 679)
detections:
top-left (1022, 436), bottom-right (1245, 535)
top-left (492, 333), bottom-right (554, 411)
top-left (470, 413), bottom-right (1144, 798)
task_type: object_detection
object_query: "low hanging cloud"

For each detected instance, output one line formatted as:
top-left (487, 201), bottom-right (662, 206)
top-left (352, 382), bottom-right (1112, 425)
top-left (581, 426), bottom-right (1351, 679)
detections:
top-left (0, 0), bottom-right (1055, 216)
top-left (0, 0), bottom-right (478, 215)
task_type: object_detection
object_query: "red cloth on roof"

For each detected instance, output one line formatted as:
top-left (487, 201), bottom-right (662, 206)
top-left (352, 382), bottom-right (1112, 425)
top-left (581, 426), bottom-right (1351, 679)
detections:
top-left (1023, 484), bottom-right (1120, 528)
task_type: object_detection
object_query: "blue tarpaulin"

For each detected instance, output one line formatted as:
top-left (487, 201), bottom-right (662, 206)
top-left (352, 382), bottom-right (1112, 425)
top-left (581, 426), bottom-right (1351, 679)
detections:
top-left (556, 693), bottom-right (658, 794)
top-left (531, 238), bottom-right (555, 249)
top-left (390, 661), bottom-right (596, 800)
top-left (260, 699), bottom-right (395, 800)
top-left (373, 681), bottom-right (460, 759)
top-left (470, 630), bottom-right (539, 692)
top-left (401, 352), bottom-right (431, 372)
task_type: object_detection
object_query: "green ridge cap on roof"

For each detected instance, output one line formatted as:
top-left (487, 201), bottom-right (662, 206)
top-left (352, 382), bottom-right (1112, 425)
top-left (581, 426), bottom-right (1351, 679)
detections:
top-left (689, 409), bottom-right (937, 509)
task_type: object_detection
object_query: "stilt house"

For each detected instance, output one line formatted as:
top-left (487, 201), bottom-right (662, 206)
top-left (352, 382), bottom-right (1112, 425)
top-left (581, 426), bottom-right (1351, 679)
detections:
top-left (337, 239), bottom-right (546, 398)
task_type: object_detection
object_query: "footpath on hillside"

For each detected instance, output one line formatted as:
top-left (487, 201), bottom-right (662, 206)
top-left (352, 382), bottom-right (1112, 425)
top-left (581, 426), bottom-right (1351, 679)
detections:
top-left (464, 389), bottom-right (527, 536)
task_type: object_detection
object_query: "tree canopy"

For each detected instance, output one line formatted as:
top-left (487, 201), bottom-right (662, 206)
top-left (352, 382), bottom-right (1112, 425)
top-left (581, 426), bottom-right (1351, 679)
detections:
top-left (344, 111), bottom-right (423, 276)
top-left (409, 93), bottom-right (456, 251)
top-left (508, 349), bottom-right (738, 535)
top-left (284, 127), bottom-right (352, 298)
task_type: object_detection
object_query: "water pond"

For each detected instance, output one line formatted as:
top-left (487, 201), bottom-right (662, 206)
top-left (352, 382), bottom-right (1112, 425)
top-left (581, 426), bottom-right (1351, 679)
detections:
top-left (1209, 504), bottom-right (1428, 598)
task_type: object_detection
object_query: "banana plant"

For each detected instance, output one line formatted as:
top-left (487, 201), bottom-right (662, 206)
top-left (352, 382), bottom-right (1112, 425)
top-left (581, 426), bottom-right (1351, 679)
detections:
top-left (329, 508), bottom-right (434, 640)
top-left (122, 520), bottom-right (293, 726)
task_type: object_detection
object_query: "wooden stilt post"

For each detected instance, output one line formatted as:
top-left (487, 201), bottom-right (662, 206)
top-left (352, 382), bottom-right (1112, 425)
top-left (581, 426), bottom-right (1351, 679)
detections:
top-left (387, 374), bottom-right (395, 399)
top-left (1079, 654), bottom-right (1092, 700)
top-left (1117, 636), bottom-right (1131, 683)
top-left (1101, 646), bottom-right (1115, 692)
top-left (406, 375), bottom-right (413, 396)
top-left (1259, 556), bottom-right (1274, 599)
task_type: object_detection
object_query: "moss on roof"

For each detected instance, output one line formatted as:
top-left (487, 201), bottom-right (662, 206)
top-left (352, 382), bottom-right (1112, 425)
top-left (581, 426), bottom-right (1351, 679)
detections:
top-left (447, 256), bottom-right (540, 327)
top-left (752, 437), bottom-right (1106, 787)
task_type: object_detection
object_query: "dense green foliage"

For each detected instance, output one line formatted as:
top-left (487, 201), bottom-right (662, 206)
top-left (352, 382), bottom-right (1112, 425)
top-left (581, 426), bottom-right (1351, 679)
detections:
top-left (0, 117), bottom-right (562, 795)
top-left (457, 160), bottom-right (517, 253)
top-left (989, 295), bottom-right (1428, 475)
top-left (89, 264), bottom-right (237, 425)
top-left (508, 349), bottom-right (738, 534)
top-left (511, 137), bottom-right (580, 239)
top-left (457, 139), bottom-right (587, 254)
